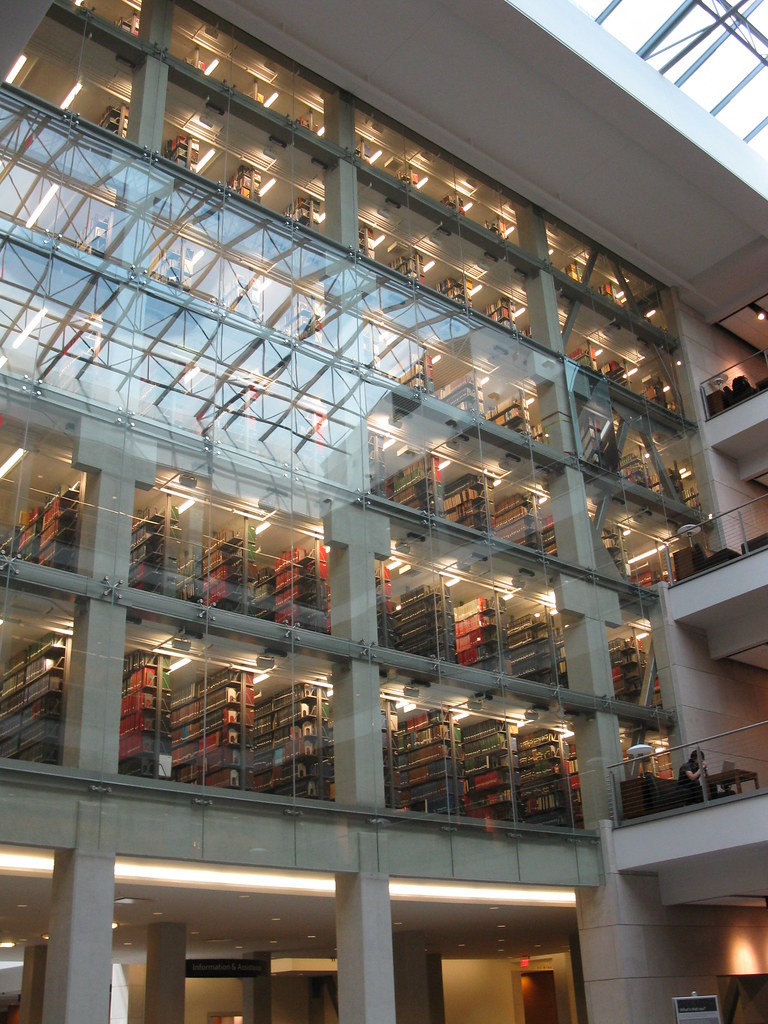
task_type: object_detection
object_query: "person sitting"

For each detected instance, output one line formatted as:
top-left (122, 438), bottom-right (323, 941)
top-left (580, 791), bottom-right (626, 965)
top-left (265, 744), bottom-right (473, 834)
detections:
top-left (678, 748), bottom-right (706, 804)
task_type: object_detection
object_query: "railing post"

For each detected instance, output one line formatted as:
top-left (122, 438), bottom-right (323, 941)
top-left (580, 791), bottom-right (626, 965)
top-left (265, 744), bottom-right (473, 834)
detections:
top-left (737, 510), bottom-right (749, 553)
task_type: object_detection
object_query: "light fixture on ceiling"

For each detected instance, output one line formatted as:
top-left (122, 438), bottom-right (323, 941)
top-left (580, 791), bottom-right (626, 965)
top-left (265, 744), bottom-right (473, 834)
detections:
top-left (264, 91), bottom-right (279, 108)
top-left (203, 58), bottom-right (219, 77)
top-left (60, 81), bottom-right (82, 110)
top-left (5, 54), bottom-right (27, 85)
top-left (0, 447), bottom-right (25, 478)
top-left (12, 307), bottom-right (48, 349)
top-left (25, 185), bottom-right (59, 229)
top-left (194, 148), bottom-right (216, 174)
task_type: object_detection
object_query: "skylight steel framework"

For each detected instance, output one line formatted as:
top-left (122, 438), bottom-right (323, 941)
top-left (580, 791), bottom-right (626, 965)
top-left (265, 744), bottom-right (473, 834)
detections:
top-left (585, 0), bottom-right (768, 153)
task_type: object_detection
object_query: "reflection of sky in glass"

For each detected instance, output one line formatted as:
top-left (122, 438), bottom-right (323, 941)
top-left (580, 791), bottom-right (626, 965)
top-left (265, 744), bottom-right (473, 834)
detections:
top-left (565, 0), bottom-right (768, 159)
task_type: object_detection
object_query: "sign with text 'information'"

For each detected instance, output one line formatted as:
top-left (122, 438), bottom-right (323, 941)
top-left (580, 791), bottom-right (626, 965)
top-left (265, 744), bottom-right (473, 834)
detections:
top-left (673, 995), bottom-right (721, 1024)
top-left (186, 959), bottom-right (267, 979)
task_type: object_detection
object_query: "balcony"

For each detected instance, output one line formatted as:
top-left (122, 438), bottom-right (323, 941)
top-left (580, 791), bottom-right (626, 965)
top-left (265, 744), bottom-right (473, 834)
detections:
top-left (607, 724), bottom-right (768, 904)
top-left (700, 350), bottom-right (768, 483)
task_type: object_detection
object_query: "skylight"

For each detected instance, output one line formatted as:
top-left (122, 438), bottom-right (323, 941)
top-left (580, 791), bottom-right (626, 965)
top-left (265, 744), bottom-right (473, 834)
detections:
top-left (570, 0), bottom-right (768, 160)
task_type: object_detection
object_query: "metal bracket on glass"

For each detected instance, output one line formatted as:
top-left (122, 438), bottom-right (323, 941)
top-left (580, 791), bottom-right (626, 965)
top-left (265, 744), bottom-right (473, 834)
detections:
top-left (283, 807), bottom-right (303, 817)
top-left (197, 600), bottom-right (216, 623)
top-left (102, 577), bottom-right (123, 602)
top-left (88, 783), bottom-right (112, 794)
top-left (20, 376), bottom-right (42, 397)
top-left (115, 409), bottom-right (135, 429)
top-left (0, 551), bottom-right (20, 576)
top-left (192, 797), bottom-right (213, 807)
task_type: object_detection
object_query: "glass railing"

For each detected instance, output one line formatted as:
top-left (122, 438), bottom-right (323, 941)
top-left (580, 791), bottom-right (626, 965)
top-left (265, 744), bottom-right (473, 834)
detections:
top-left (700, 349), bottom-right (768, 419)
top-left (670, 492), bottom-right (768, 582)
top-left (608, 721), bottom-right (768, 824)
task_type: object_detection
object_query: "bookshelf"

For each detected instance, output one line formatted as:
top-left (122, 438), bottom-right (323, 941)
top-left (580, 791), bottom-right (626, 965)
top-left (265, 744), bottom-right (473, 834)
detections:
top-left (99, 104), bottom-right (129, 139)
top-left (119, 651), bottom-right (172, 779)
top-left (438, 278), bottom-right (468, 307)
top-left (444, 473), bottom-right (491, 532)
top-left (391, 708), bottom-right (463, 814)
top-left (30, 485), bottom-right (80, 572)
top-left (388, 249), bottom-right (425, 282)
top-left (376, 563), bottom-right (397, 649)
top-left (384, 455), bottom-right (444, 516)
top-left (609, 636), bottom-right (646, 701)
top-left (129, 505), bottom-right (181, 595)
top-left (485, 396), bottom-right (528, 434)
top-left (163, 134), bottom-right (200, 170)
top-left (391, 583), bottom-right (456, 662)
top-left (285, 196), bottom-right (321, 226)
top-left (228, 165), bottom-right (261, 201)
top-left (506, 615), bottom-right (567, 687)
top-left (274, 543), bottom-right (330, 634)
top-left (399, 353), bottom-right (434, 393)
top-left (454, 597), bottom-right (499, 670)
top-left (518, 729), bottom-right (577, 826)
top-left (0, 634), bottom-right (68, 764)
top-left (461, 718), bottom-right (520, 821)
top-left (178, 526), bottom-right (262, 615)
top-left (172, 668), bottom-right (256, 789)
top-left (436, 374), bottom-right (482, 414)
top-left (493, 493), bottom-right (539, 548)
top-left (252, 683), bottom-right (333, 799)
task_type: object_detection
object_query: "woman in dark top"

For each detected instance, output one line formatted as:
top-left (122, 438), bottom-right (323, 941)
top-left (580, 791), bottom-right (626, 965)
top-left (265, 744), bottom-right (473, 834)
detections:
top-left (678, 749), bottom-right (706, 804)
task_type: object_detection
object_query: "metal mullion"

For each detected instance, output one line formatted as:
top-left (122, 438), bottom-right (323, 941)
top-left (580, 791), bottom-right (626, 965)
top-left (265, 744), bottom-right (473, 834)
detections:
top-left (668, 0), bottom-right (754, 81)
top-left (710, 60), bottom-right (764, 114)
top-left (637, 0), bottom-right (701, 59)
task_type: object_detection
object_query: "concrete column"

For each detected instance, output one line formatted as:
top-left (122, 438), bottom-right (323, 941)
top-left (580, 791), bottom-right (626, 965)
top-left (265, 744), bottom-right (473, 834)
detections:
top-left (568, 934), bottom-right (589, 1024)
top-left (144, 922), bottom-right (186, 1024)
top-left (324, 502), bottom-right (390, 807)
top-left (577, 820), bottom-right (768, 1024)
top-left (42, 848), bottom-right (115, 1024)
top-left (335, 867), bottom-right (396, 1024)
top-left (517, 205), bottom-right (566, 356)
top-left (393, 932), bottom-right (446, 1024)
top-left (323, 91), bottom-right (359, 248)
top-left (19, 944), bottom-right (47, 1024)
top-left (241, 953), bottom-right (271, 1024)
top-left (61, 422), bottom-right (156, 773)
top-left (126, 0), bottom-right (174, 152)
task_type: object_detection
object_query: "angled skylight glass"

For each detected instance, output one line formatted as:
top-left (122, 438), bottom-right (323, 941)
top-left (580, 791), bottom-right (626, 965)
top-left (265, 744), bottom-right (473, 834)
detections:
top-left (569, 0), bottom-right (768, 159)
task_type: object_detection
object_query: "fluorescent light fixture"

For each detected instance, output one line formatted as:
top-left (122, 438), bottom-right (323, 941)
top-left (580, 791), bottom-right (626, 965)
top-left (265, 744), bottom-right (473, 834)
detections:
top-left (387, 558), bottom-right (402, 570)
top-left (463, 201), bottom-right (473, 212)
top-left (453, 710), bottom-right (469, 721)
top-left (469, 284), bottom-right (483, 297)
top-left (203, 58), bottom-right (219, 76)
top-left (624, 367), bottom-right (639, 378)
top-left (504, 225), bottom-right (514, 237)
top-left (382, 437), bottom-right (396, 451)
top-left (615, 290), bottom-right (624, 299)
top-left (25, 184), bottom-right (59, 228)
top-left (264, 91), bottom-right (279, 108)
top-left (443, 575), bottom-right (460, 587)
top-left (177, 498), bottom-right (196, 514)
top-left (679, 468), bottom-right (690, 479)
top-left (316, 212), bottom-right (326, 223)
top-left (0, 851), bottom-right (576, 905)
top-left (662, 384), bottom-right (671, 393)
top-left (623, 528), bottom-right (631, 536)
top-left (168, 657), bottom-right (190, 673)
top-left (493, 478), bottom-right (501, 487)
top-left (389, 881), bottom-right (575, 906)
top-left (60, 81), bottom-right (82, 110)
top-left (593, 347), bottom-right (603, 357)
top-left (371, 234), bottom-right (385, 249)
top-left (636, 631), bottom-right (649, 640)
top-left (0, 448), bottom-right (25, 479)
top-left (317, 126), bottom-right (325, 137)
top-left (195, 148), bottom-right (216, 174)
top-left (438, 458), bottom-right (451, 470)
top-left (502, 592), bottom-right (517, 601)
top-left (259, 177), bottom-right (277, 197)
top-left (431, 353), bottom-right (441, 364)
top-left (423, 259), bottom-right (435, 272)
top-left (548, 247), bottom-right (554, 255)
top-left (12, 307), bottom-right (47, 349)
top-left (414, 176), bottom-right (428, 190)
top-left (5, 54), bottom-right (27, 85)
top-left (645, 308), bottom-right (656, 319)
top-left (627, 546), bottom-right (665, 565)
top-left (254, 521), bottom-right (271, 534)
top-left (525, 397), bottom-right (535, 407)
top-left (398, 563), bottom-right (411, 574)
top-left (369, 149), bottom-right (382, 164)
top-left (512, 306), bottom-right (527, 320)
top-left (0, 356), bottom-right (6, 370)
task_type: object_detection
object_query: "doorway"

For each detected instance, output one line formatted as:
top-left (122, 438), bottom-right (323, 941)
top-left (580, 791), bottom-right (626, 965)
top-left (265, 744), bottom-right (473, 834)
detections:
top-left (521, 970), bottom-right (559, 1024)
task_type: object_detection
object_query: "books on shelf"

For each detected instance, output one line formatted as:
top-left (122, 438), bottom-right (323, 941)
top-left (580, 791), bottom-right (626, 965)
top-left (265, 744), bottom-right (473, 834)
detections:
top-left (0, 634), bottom-right (68, 765)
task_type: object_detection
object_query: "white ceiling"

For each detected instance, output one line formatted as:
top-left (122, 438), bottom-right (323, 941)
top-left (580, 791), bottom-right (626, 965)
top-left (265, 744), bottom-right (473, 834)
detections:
top-left (202, 0), bottom-right (768, 327)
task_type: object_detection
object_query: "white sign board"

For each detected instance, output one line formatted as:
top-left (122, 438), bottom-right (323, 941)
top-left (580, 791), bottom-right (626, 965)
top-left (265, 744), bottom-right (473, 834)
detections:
top-left (673, 995), bottom-right (721, 1023)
